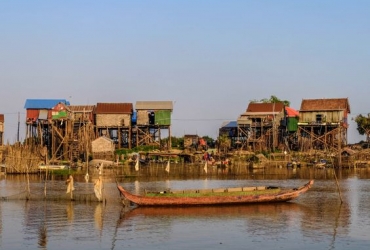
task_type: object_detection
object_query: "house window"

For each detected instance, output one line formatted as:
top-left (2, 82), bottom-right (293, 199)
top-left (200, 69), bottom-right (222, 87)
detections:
top-left (316, 114), bottom-right (323, 123)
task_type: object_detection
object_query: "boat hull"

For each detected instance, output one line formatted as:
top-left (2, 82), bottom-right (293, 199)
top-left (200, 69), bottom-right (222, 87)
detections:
top-left (117, 180), bottom-right (314, 207)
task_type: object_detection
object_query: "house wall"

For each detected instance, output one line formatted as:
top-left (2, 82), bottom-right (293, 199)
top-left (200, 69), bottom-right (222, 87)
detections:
top-left (26, 109), bottom-right (39, 123)
top-left (92, 137), bottom-right (115, 153)
top-left (184, 136), bottom-right (198, 148)
top-left (299, 110), bottom-right (347, 124)
top-left (137, 110), bottom-right (149, 125)
top-left (72, 112), bottom-right (94, 122)
top-left (51, 103), bottom-right (69, 119)
top-left (240, 112), bottom-right (285, 126)
top-left (155, 110), bottom-right (171, 125)
top-left (96, 114), bottom-right (131, 127)
top-left (287, 117), bottom-right (298, 132)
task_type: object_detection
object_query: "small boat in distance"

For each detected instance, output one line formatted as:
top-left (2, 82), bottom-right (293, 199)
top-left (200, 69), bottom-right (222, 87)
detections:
top-left (314, 159), bottom-right (327, 169)
top-left (38, 164), bottom-right (69, 170)
top-left (117, 180), bottom-right (314, 207)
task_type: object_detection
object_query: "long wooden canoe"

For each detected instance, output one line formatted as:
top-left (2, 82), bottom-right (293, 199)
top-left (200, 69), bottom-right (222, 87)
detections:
top-left (117, 180), bottom-right (314, 207)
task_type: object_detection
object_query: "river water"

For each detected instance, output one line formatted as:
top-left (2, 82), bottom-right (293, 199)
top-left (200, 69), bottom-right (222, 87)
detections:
top-left (1, 166), bottom-right (370, 250)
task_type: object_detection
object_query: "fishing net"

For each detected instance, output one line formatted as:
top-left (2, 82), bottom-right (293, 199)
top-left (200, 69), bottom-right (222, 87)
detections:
top-left (1, 190), bottom-right (102, 202)
top-left (1, 175), bottom-right (104, 203)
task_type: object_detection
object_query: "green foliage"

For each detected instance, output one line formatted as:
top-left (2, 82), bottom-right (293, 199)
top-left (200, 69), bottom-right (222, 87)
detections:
top-left (162, 136), bottom-right (184, 148)
top-left (201, 135), bottom-right (215, 147)
top-left (163, 136), bottom-right (215, 149)
top-left (115, 145), bottom-right (160, 156)
top-left (217, 134), bottom-right (231, 153)
top-left (250, 95), bottom-right (290, 107)
top-left (355, 114), bottom-right (370, 141)
top-left (47, 169), bottom-right (76, 176)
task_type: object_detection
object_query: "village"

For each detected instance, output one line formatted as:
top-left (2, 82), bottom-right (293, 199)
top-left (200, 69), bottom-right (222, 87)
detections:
top-left (1, 96), bottom-right (370, 175)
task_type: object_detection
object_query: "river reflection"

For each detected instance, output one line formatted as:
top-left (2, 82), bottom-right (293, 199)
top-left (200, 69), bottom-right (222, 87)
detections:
top-left (1, 167), bottom-right (370, 249)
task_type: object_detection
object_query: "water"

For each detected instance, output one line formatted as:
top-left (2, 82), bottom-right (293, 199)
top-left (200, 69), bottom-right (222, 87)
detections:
top-left (1, 167), bottom-right (370, 250)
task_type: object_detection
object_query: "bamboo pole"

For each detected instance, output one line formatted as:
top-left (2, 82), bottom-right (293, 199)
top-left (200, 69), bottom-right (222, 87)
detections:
top-left (333, 168), bottom-right (343, 204)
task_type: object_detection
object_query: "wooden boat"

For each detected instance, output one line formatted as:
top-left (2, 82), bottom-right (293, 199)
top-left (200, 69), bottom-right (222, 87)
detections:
top-left (117, 180), bottom-right (314, 207)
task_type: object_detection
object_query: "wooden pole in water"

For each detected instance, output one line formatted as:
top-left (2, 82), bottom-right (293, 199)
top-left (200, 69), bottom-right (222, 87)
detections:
top-left (329, 152), bottom-right (343, 204)
top-left (338, 126), bottom-right (342, 167)
top-left (26, 164), bottom-right (31, 199)
top-left (44, 150), bottom-right (48, 199)
top-left (333, 168), bottom-right (343, 204)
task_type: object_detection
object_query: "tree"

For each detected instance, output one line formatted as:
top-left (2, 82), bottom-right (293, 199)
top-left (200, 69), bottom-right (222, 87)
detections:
top-left (162, 136), bottom-right (184, 148)
top-left (201, 135), bottom-right (215, 148)
top-left (251, 95), bottom-right (290, 107)
top-left (217, 134), bottom-right (231, 154)
top-left (355, 114), bottom-right (370, 142)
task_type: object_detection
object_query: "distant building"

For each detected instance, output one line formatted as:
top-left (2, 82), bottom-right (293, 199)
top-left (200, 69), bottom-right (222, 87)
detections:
top-left (219, 121), bottom-right (238, 148)
top-left (184, 134), bottom-right (199, 149)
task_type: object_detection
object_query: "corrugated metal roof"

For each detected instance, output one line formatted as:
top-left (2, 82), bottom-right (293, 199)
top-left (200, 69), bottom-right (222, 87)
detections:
top-left (24, 99), bottom-right (70, 109)
top-left (221, 121), bottom-right (237, 128)
top-left (246, 102), bottom-right (285, 113)
top-left (0, 114), bottom-right (4, 122)
top-left (95, 103), bottom-right (133, 114)
top-left (135, 101), bottom-right (173, 110)
top-left (69, 105), bottom-right (95, 112)
top-left (285, 107), bottom-right (299, 117)
top-left (300, 98), bottom-right (350, 113)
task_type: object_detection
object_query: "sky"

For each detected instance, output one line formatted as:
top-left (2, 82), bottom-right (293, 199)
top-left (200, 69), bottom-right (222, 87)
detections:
top-left (0, 0), bottom-right (369, 144)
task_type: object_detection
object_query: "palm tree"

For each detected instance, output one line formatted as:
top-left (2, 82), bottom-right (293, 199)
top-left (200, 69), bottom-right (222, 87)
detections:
top-left (217, 134), bottom-right (231, 154)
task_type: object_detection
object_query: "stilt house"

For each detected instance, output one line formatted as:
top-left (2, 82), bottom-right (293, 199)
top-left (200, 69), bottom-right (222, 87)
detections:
top-left (24, 99), bottom-right (70, 162)
top-left (297, 98), bottom-right (350, 151)
top-left (237, 102), bottom-right (285, 151)
top-left (95, 103), bottom-right (133, 149)
top-left (135, 101), bottom-right (173, 149)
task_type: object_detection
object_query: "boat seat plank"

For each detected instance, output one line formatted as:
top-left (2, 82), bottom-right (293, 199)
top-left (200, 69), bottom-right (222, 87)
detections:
top-left (227, 187), bottom-right (243, 192)
top-left (182, 189), bottom-right (198, 194)
top-left (198, 189), bottom-right (214, 194)
top-left (213, 188), bottom-right (226, 193)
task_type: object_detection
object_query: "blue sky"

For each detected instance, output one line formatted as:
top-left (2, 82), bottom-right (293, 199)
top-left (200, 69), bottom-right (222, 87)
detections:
top-left (1, 0), bottom-right (369, 143)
